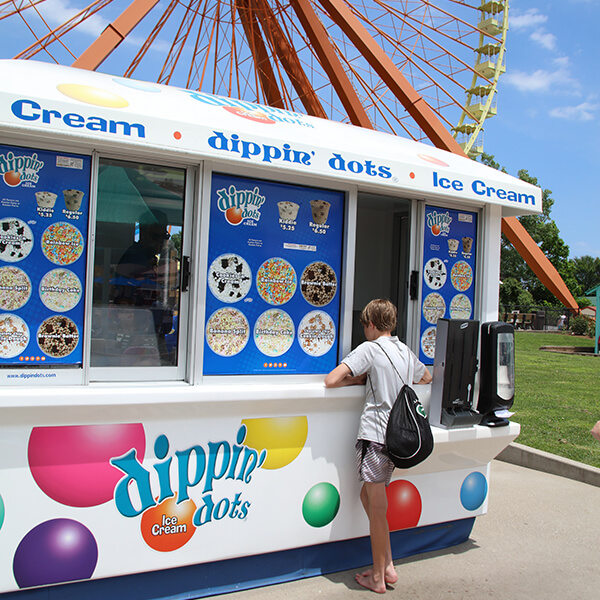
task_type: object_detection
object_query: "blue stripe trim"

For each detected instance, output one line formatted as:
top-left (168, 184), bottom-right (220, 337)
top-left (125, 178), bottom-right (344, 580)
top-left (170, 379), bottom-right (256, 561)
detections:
top-left (1, 518), bottom-right (475, 600)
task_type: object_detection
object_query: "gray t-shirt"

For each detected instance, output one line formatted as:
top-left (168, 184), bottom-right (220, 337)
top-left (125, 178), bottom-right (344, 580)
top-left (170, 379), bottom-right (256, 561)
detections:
top-left (342, 336), bottom-right (427, 444)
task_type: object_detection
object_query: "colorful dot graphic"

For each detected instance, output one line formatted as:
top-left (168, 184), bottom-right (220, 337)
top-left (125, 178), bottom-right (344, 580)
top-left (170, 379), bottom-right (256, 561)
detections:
top-left (460, 471), bottom-right (488, 511)
top-left (28, 423), bottom-right (146, 507)
top-left (141, 495), bottom-right (197, 552)
top-left (0, 493), bottom-right (4, 531)
top-left (386, 480), bottom-right (422, 530)
top-left (57, 83), bottom-right (129, 108)
top-left (302, 482), bottom-right (340, 528)
top-left (241, 416), bottom-right (308, 470)
top-left (13, 519), bottom-right (98, 589)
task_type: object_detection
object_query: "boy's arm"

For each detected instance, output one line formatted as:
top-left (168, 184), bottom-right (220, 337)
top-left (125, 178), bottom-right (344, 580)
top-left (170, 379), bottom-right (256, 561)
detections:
top-left (325, 363), bottom-right (367, 388)
top-left (416, 368), bottom-right (432, 385)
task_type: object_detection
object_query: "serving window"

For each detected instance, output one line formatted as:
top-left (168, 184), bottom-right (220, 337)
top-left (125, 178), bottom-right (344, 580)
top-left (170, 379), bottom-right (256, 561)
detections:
top-left (203, 173), bottom-right (344, 375)
top-left (352, 193), bottom-right (412, 349)
top-left (90, 158), bottom-right (187, 377)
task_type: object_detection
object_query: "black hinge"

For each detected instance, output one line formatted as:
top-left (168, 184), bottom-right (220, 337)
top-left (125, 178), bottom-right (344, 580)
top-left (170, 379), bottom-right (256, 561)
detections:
top-left (181, 256), bottom-right (190, 292)
top-left (409, 270), bottom-right (419, 300)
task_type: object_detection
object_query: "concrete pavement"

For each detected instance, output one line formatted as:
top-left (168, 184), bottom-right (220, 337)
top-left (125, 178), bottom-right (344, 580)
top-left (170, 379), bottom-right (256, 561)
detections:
top-left (216, 457), bottom-right (600, 600)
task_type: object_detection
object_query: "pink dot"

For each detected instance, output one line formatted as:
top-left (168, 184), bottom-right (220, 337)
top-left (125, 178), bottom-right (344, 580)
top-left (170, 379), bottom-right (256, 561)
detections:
top-left (28, 424), bottom-right (146, 507)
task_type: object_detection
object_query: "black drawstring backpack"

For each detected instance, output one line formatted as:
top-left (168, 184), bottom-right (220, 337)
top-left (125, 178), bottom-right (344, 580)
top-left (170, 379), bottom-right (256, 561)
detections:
top-left (373, 341), bottom-right (434, 469)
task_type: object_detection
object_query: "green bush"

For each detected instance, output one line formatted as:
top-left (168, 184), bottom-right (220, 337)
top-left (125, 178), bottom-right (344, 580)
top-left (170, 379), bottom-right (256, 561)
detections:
top-left (570, 315), bottom-right (590, 336)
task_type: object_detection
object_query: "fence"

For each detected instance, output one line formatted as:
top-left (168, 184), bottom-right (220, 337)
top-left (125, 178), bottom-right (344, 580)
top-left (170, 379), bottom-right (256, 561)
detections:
top-left (499, 306), bottom-right (574, 331)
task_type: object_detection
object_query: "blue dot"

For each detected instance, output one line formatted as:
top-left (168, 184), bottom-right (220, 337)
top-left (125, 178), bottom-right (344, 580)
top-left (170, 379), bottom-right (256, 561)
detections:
top-left (460, 472), bottom-right (488, 511)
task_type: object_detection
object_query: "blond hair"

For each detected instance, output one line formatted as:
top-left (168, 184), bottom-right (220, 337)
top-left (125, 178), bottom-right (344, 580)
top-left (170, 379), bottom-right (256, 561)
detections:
top-left (359, 299), bottom-right (397, 332)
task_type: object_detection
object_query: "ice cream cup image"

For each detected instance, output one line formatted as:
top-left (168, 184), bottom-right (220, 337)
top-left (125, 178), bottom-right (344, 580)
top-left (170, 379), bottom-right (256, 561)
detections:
top-left (63, 189), bottom-right (85, 211)
top-left (448, 239), bottom-right (459, 252)
top-left (277, 201), bottom-right (299, 221)
top-left (35, 192), bottom-right (57, 209)
top-left (462, 237), bottom-right (473, 253)
top-left (310, 200), bottom-right (331, 225)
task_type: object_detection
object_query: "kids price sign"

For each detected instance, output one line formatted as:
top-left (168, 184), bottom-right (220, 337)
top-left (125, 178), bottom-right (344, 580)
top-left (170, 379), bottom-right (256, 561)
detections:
top-left (0, 144), bottom-right (90, 367)
top-left (203, 173), bottom-right (344, 375)
top-left (419, 206), bottom-right (478, 364)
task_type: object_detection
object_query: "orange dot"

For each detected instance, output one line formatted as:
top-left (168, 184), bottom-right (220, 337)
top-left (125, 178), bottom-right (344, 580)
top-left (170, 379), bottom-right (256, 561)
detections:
top-left (141, 496), bottom-right (196, 552)
top-left (173, 131), bottom-right (182, 140)
top-left (19, 356), bottom-right (24, 361)
top-left (264, 363), bottom-right (268, 368)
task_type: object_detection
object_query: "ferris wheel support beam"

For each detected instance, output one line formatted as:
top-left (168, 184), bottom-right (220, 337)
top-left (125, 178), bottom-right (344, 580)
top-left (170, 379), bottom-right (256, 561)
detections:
top-left (316, 0), bottom-right (464, 154)
top-left (502, 217), bottom-right (578, 313)
top-left (237, 0), bottom-right (285, 108)
top-left (290, 0), bottom-right (373, 129)
top-left (72, 0), bottom-right (161, 71)
top-left (251, 0), bottom-right (327, 118)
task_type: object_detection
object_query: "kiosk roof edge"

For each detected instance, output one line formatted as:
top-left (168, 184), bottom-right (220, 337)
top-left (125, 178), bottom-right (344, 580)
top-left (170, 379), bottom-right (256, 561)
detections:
top-left (0, 59), bottom-right (541, 215)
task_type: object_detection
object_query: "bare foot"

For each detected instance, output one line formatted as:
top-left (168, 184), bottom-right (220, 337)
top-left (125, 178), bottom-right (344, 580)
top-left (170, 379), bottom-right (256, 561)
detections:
top-left (355, 572), bottom-right (387, 594)
top-left (360, 566), bottom-right (398, 585)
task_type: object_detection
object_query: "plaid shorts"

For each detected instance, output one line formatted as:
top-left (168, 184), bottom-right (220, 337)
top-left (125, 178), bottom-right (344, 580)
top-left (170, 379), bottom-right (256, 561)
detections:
top-left (355, 439), bottom-right (395, 486)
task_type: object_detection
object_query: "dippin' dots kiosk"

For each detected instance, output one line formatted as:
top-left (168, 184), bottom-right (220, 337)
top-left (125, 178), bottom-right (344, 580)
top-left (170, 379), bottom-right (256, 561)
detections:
top-left (0, 60), bottom-right (540, 599)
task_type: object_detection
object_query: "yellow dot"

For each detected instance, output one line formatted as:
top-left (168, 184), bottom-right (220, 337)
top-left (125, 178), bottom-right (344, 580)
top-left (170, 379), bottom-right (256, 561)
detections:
top-left (57, 84), bottom-right (129, 108)
top-left (241, 416), bottom-right (308, 470)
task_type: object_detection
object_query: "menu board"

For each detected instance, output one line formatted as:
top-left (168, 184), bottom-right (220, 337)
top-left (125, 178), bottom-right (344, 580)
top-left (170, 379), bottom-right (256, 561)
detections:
top-left (419, 206), bottom-right (477, 364)
top-left (0, 145), bottom-right (90, 367)
top-left (204, 173), bottom-right (344, 375)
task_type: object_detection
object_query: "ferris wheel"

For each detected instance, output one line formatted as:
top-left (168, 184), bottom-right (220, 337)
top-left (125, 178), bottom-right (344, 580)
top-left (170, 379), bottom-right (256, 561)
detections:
top-left (1, 0), bottom-right (508, 157)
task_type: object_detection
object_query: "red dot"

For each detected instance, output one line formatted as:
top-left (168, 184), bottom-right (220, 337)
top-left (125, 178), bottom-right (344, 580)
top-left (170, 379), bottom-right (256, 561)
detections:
top-left (173, 131), bottom-right (182, 140)
top-left (410, 172), bottom-right (416, 179)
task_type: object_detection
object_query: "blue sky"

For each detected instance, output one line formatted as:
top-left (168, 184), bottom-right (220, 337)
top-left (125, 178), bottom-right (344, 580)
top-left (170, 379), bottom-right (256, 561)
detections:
top-left (484, 0), bottom-right (599, 258)
top-left (0, 0), bottom-right (597, 258)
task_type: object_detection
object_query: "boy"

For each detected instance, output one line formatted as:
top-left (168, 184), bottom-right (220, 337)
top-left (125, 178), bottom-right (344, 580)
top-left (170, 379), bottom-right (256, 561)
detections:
top-left (325, 299), bottom-right (432, 594)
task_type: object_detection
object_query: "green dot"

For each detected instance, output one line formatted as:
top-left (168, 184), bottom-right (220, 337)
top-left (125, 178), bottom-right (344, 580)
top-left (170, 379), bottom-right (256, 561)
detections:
top-left (302, 482), bottom-right (340, 528)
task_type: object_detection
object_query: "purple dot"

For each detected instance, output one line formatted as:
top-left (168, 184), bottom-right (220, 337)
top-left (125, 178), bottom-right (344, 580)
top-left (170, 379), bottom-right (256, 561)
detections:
top-left (13, 519), bottom-right (98, 588)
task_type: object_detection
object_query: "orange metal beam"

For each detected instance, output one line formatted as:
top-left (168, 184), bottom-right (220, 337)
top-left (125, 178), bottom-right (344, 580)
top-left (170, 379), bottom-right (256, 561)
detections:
top-left (316, 0), bottom-right (463, 152)
top-left (72, 0), bottom-right (161, 71)
top-left (290, 0), bottom-right (373, 128)
top-left (253, 0), bottom-right (327, 118)
top-left (502, 216), bottom-right (578, 313)
top-left (237, 0), bottom-right (285, 108)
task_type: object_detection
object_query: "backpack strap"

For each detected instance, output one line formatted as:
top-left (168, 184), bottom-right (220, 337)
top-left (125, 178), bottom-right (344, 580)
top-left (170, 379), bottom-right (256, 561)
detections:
top-left (373, 340), bottom-right (407, 387)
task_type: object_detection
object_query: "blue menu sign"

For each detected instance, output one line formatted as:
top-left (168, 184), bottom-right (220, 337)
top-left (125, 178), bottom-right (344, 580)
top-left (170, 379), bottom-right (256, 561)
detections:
top-left (419, 206), bottom-right (478, 364)
top-left (204, 173), bottom-right (344, 375)
top-left (0, 145), bottom-right (90, 367)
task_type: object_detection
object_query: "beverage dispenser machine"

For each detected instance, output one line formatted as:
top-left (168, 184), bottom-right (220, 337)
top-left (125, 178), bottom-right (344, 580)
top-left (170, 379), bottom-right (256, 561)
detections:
top-left (477, 321), bottom-right (515, 427)
top-left (430, 318), bottom-right (482, 428)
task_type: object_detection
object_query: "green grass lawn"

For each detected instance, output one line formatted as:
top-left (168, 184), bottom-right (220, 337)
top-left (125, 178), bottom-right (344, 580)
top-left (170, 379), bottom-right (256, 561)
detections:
top-left (512, 331), bottom-right (600, 468)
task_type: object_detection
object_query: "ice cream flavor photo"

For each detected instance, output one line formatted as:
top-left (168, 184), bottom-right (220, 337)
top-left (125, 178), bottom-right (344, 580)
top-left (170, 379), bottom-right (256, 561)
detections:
top-left (35, 191), bottom-right (57, 209)
top-left (310, 200), bottom-right (330, 225)
top-left (277, 201), bottom-right (299, 221)
top-left (0, 218), bottom-right (34, 263)
top-left (63, 189), bottom-right (85, 211)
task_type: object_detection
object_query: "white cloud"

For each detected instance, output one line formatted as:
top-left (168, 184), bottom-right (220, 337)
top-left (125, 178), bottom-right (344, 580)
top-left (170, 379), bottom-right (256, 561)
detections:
top-left (504, 57), bottom-right (577, 93)
top-left (38, 0), bottom-right (107, 37)
top-left (510, 8), bottom-right (548, 30)
top-left (550, 101), bottom-right (600, 121)
top-left (530, 30), bottom-right (557, 51)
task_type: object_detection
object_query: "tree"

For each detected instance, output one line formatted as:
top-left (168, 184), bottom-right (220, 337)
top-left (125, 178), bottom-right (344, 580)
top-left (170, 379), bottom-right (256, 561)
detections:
top-left (478, 154), bottom-right (580, 306)
top-left (571, 255), bottom-right (600, 294)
